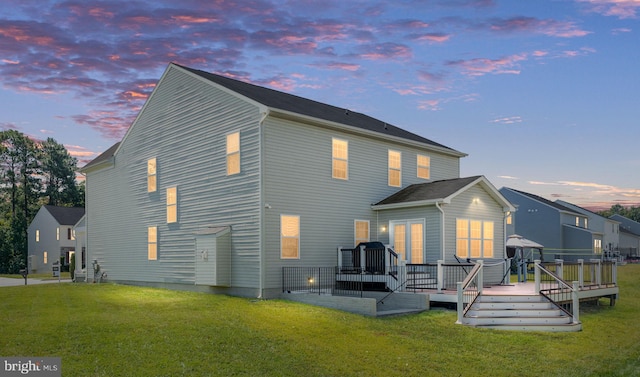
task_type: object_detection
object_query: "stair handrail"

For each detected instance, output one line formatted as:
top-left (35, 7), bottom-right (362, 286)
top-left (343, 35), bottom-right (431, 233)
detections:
top-left (456, 260), bottom-right (483, 324)
top-left (534, 260), bottom-right (580, 324)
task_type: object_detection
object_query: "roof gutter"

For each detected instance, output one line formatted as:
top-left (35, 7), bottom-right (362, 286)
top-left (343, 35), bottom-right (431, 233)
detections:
top-left (371, 198), bottom-right (451, 211)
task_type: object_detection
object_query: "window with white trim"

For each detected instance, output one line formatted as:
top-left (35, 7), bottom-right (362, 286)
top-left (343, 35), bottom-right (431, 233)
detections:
top-left (148, 226), bottom-right (157, 260)
top-left (388, 150), bottom-right (401, 187)
top-left (456, 219), bottom-right (494, 258)
top-left (281, 215), bottom-right (300, 259)
top-left (56, 227), bottom-right (60, 241)
top-left (167, 187), bottom-right (178, 223)
top-left (148, 158), bottom-right (157, 192)
top-left (227, 132), bottom-right (240, 175)
top-left (36, 230), bottom-right (40, 242)
top-left (354, 220), bottom-right (369, 246)
top-left (417, 154), bottom-right (430, 179)
top-left (594, 239), bottom-right (602, 254)
top-left (332, 138), bottom-right (348, 180)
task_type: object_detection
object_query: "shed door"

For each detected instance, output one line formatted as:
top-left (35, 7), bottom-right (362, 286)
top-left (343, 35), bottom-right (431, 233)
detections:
top-left (391, 220), bottom-right (424, 264)
top-left (195, 234), bottom-right (217, 285)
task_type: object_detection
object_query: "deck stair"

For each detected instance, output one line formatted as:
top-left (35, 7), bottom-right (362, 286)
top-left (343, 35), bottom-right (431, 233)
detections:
top-left (463, 294), bottom-right (582, 332)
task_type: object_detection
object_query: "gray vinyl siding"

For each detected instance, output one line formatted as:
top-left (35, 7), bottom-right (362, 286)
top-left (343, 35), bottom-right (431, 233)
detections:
top-left (86, 66), bottom-right (262, 289)
top-left (443, 185), bottom-right (507, 283)
top-left (374, 206), bottom-right (442, 262)
top-left (261, 116), bottom-right (461, 289)
top-left (27, 210), bottom-right (59, 273)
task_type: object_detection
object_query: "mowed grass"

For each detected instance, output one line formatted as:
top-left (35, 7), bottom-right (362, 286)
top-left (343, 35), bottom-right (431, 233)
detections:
top-left (1, 266), bottom-right (639, 377)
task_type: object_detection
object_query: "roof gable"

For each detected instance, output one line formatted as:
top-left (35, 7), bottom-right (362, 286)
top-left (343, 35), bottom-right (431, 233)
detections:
top-left (373, 176), bottom-right (514, 211)
top-left (175, 64), bottom-right (463, 155)
top-left (43, 205), bottom-right (85, 225)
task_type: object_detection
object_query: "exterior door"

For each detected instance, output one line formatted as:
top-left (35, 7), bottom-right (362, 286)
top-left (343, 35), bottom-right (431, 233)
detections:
top-left (391, 220), bottom-right (424, 264)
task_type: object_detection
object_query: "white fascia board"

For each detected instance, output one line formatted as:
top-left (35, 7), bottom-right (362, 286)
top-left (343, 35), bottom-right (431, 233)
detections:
top-left (446, 176), bottom-right (516, 212)
top-left (268, 108), bottom-right (467, 158)
top-left (371, 198), bottom-right (450, 211)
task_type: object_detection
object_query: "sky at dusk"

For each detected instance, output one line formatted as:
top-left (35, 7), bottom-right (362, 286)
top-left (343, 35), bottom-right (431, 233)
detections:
top-left (1, 0), bottom-right (639, 210)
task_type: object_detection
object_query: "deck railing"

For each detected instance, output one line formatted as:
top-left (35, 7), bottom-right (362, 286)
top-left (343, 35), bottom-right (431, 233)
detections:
top-left (534, 260), bottom-right (580, 324)
top-left (456, 260), bottom-right (483, 324)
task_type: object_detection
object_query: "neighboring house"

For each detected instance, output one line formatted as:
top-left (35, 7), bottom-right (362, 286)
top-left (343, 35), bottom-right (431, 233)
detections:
top-left (610, 214), bottom-right (640, 258)
top-left (81, 63), bottom-right (513, 298)
top-left (27, 205), bottom-right (85, 273)
top-left (556, 200), bottom-right (620, 255)
top-left (73, 215), bottom-right (87, 278)
top-left (500, 188), bottom-right (597, 261)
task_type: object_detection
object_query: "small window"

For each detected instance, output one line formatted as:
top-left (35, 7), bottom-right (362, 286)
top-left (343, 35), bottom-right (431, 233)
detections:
top-left (417, 155), bottom-right (430, 179)
top-left (388, 150), bottom-right (401, 187)
top-left (332, 138), bottom-right (348, 180)
top-left (36, 230), bottom-right (40, 242)
top-left (148, 158), bottom-right (157, 192)
top-left (594, 239), bottom-right (602, 254)
top-left (355, 220), bottom-right (369, 246)
top-left (148, 226), bottom-right (158, 260)
top-left (506, 212), bottom-right (512, 225)
top-left (585, 218), bottom-right (588, 229)
top-left (281, 215), bottom-right (300, 259)
top-left (43, 251), bottom-right (48, 264)
top-left (227, 132), bottom-right (240, 175)
top-left (167, 187), bottom-right (178, 223)
top-left (575, 217), bottom-right (579, 227)
top-left (67, 228), bottom-right (72, 240)
top-left (56, 228), bottom-right (60, 241)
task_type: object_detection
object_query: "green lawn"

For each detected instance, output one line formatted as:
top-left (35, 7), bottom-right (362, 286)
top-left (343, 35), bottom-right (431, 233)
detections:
top-left (1, 265), bottom-right (639, 377)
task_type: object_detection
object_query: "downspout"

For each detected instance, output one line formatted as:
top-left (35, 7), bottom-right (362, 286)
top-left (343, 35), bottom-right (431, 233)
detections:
top-left (436, 201), bottom-right (445, 262)
top-left (257, 108), bottom-right (269, 298)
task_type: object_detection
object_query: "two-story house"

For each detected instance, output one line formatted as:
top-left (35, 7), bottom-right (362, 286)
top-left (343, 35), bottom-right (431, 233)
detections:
top-left (610, 214), bottom-right (640, 258)
top-left (27, 205), bottom-right (85, 273)
top-left (81, 63), bottom-right (513, 298)
top-left (556, 200), bottom-right (620, 255)
top-left (500, 187), bottom-right (598, 261)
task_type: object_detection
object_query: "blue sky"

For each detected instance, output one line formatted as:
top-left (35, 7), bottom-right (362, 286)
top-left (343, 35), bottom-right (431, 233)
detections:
top-left (1, 0), bottom-right (639, 210)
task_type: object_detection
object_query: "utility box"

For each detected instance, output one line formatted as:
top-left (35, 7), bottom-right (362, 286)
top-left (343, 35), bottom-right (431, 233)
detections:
top-left (194, 226), bottom-right (231, 286)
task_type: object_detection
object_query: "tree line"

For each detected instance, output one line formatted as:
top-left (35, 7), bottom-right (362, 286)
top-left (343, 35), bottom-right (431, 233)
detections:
top-left (597, 204), bottom-right (640, 223)
top-left (0, 129), bottom-right (84, 273)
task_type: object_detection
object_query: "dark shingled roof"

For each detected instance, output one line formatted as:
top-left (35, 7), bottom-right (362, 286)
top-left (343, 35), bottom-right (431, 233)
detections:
top-left (176, 64), bottom-right (461, 154)
top-left (44, 205), bottom-right (85, 225)
top-left (375, 176), bottom-right (482, 206)
top-left (504, 188), bottom-right (582, 215)
top-left (82, 142), bottom-right (120, 170)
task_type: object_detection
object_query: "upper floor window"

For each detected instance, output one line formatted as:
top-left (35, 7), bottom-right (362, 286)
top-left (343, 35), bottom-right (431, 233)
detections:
top-left (148, 158), bottom-right (157, 192)
top-left (506, 212), bottom-right (512, 225)
top-left (67, 228), bottom-right (74, 240)
top-left (585, 218), bottom-right (588, 228)
top-left (417, 154), bottom-right (430, 179)
top-left (56, 228), bottom-right (60, 241)
top-left (227, 132), bottom-right (240, 175)
top-left (388, 150), bottom-right (401, 187)
top-left (36, 230), bottom-right (40, 242)
top-left (332, 138), bottom-right (348, 180)
top-left (575, 217), bottom-right (580, 227)
top-left (354, 220), bottom-right (369, 246)
top-left (167, 187), bottom-right (178, 223)
top-left (148, 226), bottom-right (158, 261)
top-left (281, 215), bottom-right (300, 259)
top-left (456, 219), bottom-right (494, 258)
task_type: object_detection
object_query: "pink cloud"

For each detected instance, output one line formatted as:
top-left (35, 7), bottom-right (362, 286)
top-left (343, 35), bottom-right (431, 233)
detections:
top-left (490, 116), bottom-right (523, 124)
top-left (412, 32), bottom-right (452, 43)
top-left (577, 0), bottom-right (640, 19)
top-left (489, 17), bottom-right (591, 37)
top-left (447, 53), bottom-right (527, 76)
top-left (357, 42), bottom-right (412, 60)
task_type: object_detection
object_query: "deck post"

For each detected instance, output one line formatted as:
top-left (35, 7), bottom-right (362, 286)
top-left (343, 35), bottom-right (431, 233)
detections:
top-left (572, 281), bottom-right (580, 324)
top-left (577, 259), bottom-right (584, 288)
top-left (437, 260), bottom-right (444, 292)
top-left (399, 259), bottom-right (407, 292)
top-left (534, 260), bottom-right (541, 293)
top-left (612, 260), bottom-right (618, 286)
top-left (456, 281), bottom-right (463, 324)
top-left (477, 259), bottom-right (484, 295)
top-left (555, 259), bottom-right (564, 280)
top-left (590, 259), bottom-right (602, 287)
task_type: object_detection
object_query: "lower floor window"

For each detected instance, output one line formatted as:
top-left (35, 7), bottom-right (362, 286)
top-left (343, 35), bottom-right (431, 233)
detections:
top-left (148, 226), bottom-right (157, 260)
top-left (456, 219), bottom-right (494, 258)
top-left (281, 215), bottom-right (300, 259)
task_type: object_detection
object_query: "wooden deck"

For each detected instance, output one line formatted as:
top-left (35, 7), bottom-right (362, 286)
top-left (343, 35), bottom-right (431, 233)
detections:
top-left (412, 282), bottom-right (618, 305)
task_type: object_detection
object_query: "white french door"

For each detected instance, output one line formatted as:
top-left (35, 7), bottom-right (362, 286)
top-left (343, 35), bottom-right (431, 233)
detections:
top-left (390, 219), bottom-right (425, 264)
